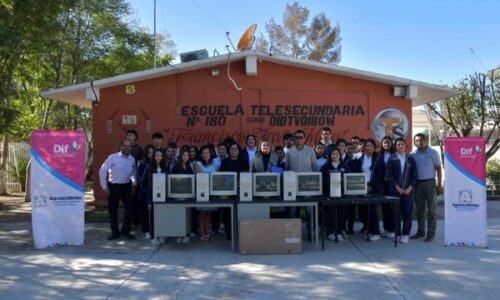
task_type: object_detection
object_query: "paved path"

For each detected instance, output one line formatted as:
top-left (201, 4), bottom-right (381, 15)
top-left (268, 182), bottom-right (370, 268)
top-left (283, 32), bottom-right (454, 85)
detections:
top-left (1, 214), bottom-right (500, 299)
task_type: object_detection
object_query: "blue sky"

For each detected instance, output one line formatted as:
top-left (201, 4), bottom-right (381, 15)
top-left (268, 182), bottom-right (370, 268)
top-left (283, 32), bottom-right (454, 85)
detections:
top-left (128, 0), bottom-right (499, 86)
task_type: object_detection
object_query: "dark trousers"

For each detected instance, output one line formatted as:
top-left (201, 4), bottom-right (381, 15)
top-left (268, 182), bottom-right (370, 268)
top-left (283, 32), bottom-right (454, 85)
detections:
top-left (191, 209), bottom-right (199, 235)
top-left (222, 207), bottom-right (232, 240)
top-left (345, 204), bottom-right (356, 231)
top-left (326, 205), bottom-right (346, 235)
top-left (381, 203), bottom-right (395, 233)
top-left (108, 182), bottom-right (133, 236)
top-left (139, 192), bottom-right (150, 234)
top-left (149, 203), bottom-right (155, 238)
top-left (397, 193), bottom-right (414, 236)
top-left (359, 204), bottom-right (380, 235)
top-left (211, 209), bottom-right (221, 233)
top-left (132, 192), bottom-right (140, 226)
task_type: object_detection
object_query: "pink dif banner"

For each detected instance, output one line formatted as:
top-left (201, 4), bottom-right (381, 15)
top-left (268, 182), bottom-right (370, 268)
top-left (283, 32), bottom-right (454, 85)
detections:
top-left (31, 130), bottom-right (86, 188)
top-left (444, 137), bottom-right (486, 183)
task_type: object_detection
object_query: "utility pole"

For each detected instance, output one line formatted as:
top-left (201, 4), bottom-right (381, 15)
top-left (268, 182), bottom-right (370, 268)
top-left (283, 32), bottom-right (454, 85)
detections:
top-left (153, 0), bottom-right (157, 68)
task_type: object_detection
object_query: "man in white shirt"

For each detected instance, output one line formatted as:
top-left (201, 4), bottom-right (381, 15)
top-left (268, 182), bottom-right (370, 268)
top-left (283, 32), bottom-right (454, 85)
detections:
top-left (99, 139), bottom-right (137, 240)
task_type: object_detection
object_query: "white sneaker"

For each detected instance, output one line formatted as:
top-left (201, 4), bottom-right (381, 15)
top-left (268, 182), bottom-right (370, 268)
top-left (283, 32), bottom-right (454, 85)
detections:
top-left (218, 224), bottom-right (226, 234)
top-left (151, 238), bottom-right (160, 246)
top-left (182, 236), bottom-right (190, 243)
top-left (189, 232), bottom-right (197, 238)
top-left (336, 234), bottom-right (344, 242)
top-left (341, 230), bottom-right (349, 239)
top-left (381, 231), bottom-right (395, 239)
top-left (400, 235), bottom-right (409, 244)
top-left (328, 233), bottom-right (336, 241)
top-left (143, 232), bottom-right (151, 240)
top-left (369, 234), bottom-right (381, 241)
top-left (176, 237), bottom-right (182, 244)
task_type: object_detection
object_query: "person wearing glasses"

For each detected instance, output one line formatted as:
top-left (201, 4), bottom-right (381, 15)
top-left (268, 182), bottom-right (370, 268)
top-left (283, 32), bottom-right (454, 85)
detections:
top-left (285, 129), bottom-right (317, 238)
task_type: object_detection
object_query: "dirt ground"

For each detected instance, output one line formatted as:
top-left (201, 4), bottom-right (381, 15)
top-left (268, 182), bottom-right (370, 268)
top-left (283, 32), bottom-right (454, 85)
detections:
top-left (0, 191), bottom-right (109, 223)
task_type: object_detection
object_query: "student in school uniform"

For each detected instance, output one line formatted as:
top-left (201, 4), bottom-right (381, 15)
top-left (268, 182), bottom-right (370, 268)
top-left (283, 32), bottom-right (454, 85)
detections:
top-left (387, 138), bottom-right (417, 244)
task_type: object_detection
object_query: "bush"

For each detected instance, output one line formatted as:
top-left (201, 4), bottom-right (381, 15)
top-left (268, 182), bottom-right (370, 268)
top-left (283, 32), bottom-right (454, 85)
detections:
top-left (8, 158), bottom-right (28, 192)
top-left (487, 159), bottom-right (500, 192)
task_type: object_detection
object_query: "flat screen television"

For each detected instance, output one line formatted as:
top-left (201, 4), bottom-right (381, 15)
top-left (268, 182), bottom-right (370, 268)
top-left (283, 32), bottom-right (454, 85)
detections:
top-left (343, 173), bottom-right (368, 195)
top-left (296, 172), bottom-right (322, 197)
top-left (252, 173), bottom-right (281, 197)
top-left (210, 172), bottom-right (238, 197)
top-left (167, 174), bottom-right (195, 199)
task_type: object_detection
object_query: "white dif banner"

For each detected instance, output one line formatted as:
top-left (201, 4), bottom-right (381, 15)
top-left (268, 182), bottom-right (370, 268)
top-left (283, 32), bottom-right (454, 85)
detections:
top-left (444, 137), bottom-right (487, 247)
top-left (31, 130), bottom-right (86, 249)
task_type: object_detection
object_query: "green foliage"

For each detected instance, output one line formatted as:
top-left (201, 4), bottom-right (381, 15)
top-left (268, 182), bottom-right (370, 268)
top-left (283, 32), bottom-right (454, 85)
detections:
top-left (7, 157), bottom-right (27, 191)
top-left (487, 159), bottom-right (500, 192)
top-left (1, 0), bottom-right (177, 142)
top-left (487, 159), bottom-right (500, 180)
top-left (256, 2), bottom-right (341, 64)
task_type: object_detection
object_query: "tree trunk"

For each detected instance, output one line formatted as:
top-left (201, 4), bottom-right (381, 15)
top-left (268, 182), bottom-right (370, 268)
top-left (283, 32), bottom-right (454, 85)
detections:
top-left (0, 134), bottom-right (9, 195)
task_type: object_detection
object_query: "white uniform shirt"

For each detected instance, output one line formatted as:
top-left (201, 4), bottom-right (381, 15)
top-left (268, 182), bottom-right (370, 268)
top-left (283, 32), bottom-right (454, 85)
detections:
top-left (362, 154), bottom-right (373, 182)
top-left (99, 151), bottom-right (137, 190)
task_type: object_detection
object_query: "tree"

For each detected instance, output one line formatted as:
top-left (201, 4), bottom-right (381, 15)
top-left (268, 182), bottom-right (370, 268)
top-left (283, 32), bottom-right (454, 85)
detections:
top-left (0, 0), bottom-right (177, 194)
top-left (426, 71), bottom-right (500, 161)
top-left (256, 2), bottom-right (341, 64)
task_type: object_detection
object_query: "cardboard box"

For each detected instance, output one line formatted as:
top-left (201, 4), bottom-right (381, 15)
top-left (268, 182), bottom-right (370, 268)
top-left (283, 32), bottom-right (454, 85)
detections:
top-left (239, 219), bottom-right (302, 255)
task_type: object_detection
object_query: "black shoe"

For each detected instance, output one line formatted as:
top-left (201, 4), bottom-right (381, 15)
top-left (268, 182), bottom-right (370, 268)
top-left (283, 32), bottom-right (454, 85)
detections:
top-left (424, 235), bottom-right (434, 242)
top-left (359, 226), bottom-right (367, 233)
top-left (107, 234), bottom-right (120, 241)
top-left (411, 233), bottom-right (425, 239)
top-left (123, 233), bottom-right (136, 240)
top-left (347, 228), bottom-right (354, 235)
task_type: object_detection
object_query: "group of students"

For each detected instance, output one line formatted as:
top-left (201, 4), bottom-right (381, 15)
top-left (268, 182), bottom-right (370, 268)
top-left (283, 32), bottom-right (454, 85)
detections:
top-left (100, 127), bottom-right (441, 245)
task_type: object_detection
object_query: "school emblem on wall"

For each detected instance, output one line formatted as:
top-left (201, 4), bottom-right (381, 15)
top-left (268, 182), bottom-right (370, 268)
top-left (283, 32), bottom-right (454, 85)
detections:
top-left (371, 108), bottom-right (409, 141)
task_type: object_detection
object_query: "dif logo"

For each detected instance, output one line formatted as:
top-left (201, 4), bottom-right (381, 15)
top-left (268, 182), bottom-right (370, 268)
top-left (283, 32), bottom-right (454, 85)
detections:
top-left (53, 144), bottom-right (69, 154)
top-left (460, 145), bottom-right (482, 157)
top-left (53, 141), bottom-right (81, 155)
top-left (460, 147), bottom-right (473, 156)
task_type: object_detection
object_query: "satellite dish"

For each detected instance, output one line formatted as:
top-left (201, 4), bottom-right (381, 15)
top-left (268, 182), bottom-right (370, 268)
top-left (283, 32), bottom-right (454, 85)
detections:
top-left (236, 24), bottom-right (257, 51)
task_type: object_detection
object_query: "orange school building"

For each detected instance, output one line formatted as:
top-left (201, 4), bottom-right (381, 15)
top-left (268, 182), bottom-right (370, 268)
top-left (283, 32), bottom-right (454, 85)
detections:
top-left (42, 50), bottom-right (456, 200)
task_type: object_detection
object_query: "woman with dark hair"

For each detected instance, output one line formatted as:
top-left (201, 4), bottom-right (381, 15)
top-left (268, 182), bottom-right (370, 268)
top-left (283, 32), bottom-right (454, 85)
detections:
top-left (352, 138), bottom-right (383, 241)
top-left (137, 144), bottom-right (154, 239)
top-left (250, 139), bottom-right (278, 172)
top-left (170, 149), bottom-right (194, 243)
top-left (321, 148), bottom-right (350, 242)
top-left (219, 142), bottom-right (248, 240)
top-left (188, 145), bottom-right (199, 171)
top-left (379, 136), bottom-right (396, 239)
top-left (172, 149), bottom-right (194, 174)
top-left (220, 142), bottom-right (249, 174)
top-left (146, 149), bottom-right (169, 244)
top-left (195, 145), bottom-right (219, 241)
top-left (387, 138), bottom-right (417, 243)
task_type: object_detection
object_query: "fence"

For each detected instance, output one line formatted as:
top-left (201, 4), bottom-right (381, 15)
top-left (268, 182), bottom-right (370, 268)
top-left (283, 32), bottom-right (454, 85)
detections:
top-left (4, 142), bottom-right (30, 194)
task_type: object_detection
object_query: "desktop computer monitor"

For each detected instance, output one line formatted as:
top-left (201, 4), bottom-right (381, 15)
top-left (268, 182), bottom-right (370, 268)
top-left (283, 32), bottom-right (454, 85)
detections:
top-left (210, 172), bottom-right (238, 197)
top-left (343, 173), bottom-right (368, 195)
top-left (167, 174), bottom-right (195, 199)
top-left (296, 172), bottom-right (322, 197)
top-left (252, 173), bottom-right (281, 197)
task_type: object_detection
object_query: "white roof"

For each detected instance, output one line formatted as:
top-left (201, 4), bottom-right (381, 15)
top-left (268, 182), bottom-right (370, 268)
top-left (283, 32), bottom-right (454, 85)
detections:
top-left (40, 50), bottom-right (458, 108)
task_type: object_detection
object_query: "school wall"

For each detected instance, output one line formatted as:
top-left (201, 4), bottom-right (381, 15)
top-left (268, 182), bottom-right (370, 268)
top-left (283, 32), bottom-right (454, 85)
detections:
top-left (92, 59), bottom-right (412, 200)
